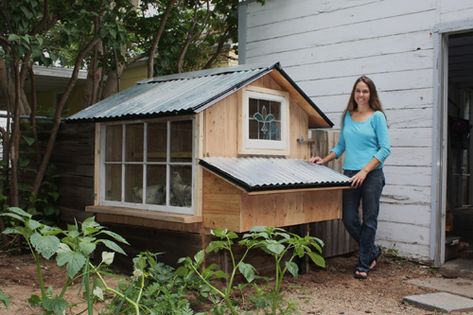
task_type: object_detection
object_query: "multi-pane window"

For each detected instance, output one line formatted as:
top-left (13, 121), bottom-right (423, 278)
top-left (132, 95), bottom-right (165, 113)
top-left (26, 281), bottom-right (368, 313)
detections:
top-left (102, 119), bottom-right (193, 214)
top-left (242, 89), bottom-right (289, 154)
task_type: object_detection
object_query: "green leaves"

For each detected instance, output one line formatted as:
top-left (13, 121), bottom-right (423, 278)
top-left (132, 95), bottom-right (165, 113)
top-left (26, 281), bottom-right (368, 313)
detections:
top-left (99, 239), bottom-right (126, 256)
top-left (263, 240), bottom-right (285, 255)
top-left (0, 290), bottom-right (9, 308)
top-left (9, 206), bottom-right (32, 218)
top-left (81, 216), bottom-right (102, 236)
top-left (43, 296), bottom-right (68, 315)
top-left (307, 251), bottom-right (326, 268)
top-left (30, 232), bottom-right (60, 259)
top-left (285, 261), bottom-right (299, 278)
top-left (238, 262), bottom-right (256, 283)
top-left (101, 252), bottom-right (115, 266)
top-left (99, 230), bottom-right (129, 245)
top-left (193, 250), bottom-right (205, 266)
top-left (1, 206), bottom-right (130, 314)
top-left (56, 246), bottom-right (87, 278)
top-left (93, 286), bottom-right (104, 301)
top-left (79, 239), bottom-right (96, 256)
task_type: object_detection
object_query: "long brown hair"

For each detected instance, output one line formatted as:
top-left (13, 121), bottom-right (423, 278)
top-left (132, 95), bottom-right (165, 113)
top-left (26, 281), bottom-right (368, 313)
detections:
top-left (342, 75), bottom-right (386, 125)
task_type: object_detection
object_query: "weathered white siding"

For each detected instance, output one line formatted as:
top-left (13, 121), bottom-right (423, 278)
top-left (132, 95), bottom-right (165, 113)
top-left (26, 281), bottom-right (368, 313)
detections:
top-left (240, 0), bottom-right (441, 259)
top-left (439, 0), bottom-right (473, 24)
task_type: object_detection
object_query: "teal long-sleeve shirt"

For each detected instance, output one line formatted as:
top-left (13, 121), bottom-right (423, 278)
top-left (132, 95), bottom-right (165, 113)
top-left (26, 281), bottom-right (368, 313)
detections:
top-left (331, 111), bottom-right (391, 171)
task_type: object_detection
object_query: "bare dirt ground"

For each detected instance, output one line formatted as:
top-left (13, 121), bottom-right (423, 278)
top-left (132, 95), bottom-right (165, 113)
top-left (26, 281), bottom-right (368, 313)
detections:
top-left (285, 253), bottom-right (471, 315)
top-left (0, 251), bottom-right (111, 315)
top-left (0, 251), bottom-right (470, 314)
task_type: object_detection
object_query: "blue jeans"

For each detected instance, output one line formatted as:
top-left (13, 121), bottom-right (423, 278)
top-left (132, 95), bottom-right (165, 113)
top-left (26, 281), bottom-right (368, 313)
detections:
top-left (342, 168), bottom-right (385, 272)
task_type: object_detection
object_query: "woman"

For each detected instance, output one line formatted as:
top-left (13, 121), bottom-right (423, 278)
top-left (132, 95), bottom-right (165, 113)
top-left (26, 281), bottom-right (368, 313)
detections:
top-left (310, 75), bottom-right (391, 279)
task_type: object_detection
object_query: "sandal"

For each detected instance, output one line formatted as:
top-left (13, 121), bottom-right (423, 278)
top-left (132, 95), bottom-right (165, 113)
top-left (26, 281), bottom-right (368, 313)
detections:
top-left (354, 270), bottom-right (368, 280)
top-left (369, 246), bottom-right (382, 271)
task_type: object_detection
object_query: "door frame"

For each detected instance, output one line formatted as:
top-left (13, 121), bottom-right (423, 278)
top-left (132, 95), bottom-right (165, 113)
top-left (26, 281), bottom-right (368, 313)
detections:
top-left (432, 19), bottom-right (473, 267)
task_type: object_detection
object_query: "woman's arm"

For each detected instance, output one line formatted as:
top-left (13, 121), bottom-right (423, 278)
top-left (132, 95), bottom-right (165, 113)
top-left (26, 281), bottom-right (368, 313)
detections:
top-left (350, 158), bottom-right (380, 188)
top-left (373, 112), bottom-right (391, 163)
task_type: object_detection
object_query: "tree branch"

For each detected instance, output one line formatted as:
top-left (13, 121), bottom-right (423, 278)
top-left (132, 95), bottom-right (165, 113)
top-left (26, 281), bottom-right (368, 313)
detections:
top-left (204, 26), bottom-right (231, 69)
top-left (28, 65), bottom-right (41, 166)
top-left (147, 0), bottom-right (178, 78)
top-left (31, 37), bottom-right (101, 198)
top-left (0, 35), bottom-right (10, 48)
top-left (177, 0), bottom-right (210, 73)
top-left (31, 0), bottom-right (57, 35)
top-left (9, 58), bottom-right (21, 206)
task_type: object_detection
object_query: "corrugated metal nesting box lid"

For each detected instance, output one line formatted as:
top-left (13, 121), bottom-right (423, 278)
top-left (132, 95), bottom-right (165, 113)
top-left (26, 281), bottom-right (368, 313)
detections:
top-left (66, 62), bottom-right (331, 125)
top-left (200, 157), bottom-right (351, 192)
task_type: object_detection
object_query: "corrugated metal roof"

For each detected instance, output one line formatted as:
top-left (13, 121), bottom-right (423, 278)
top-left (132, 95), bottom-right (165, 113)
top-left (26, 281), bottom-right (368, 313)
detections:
top-left (199, 157), bottom-right (351, 192)
top-left (66, 63), bottom-right (332, 127)
top-left (67, 63), bottom-right (276, 122)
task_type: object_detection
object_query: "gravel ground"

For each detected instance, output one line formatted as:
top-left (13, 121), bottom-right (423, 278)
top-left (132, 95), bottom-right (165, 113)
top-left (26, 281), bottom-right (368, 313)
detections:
top-left (284, 253), bottom-right (471, 315)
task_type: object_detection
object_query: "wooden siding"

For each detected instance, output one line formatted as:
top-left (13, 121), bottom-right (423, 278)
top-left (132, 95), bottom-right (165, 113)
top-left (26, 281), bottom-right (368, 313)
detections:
top-left (202, 169), bottom-right (342, 232)
top-left (53, 122), bottom-right (95, 211)
top-left (202, 73), bottom-right (311, 159)
top-left (240, 189), bottom-right (341, 231)
top-left (240, 0), bottom-right (451, 260)
top-left (202, 93), bottom-right (240, 157)
top-left (202, 169), bottom-right (242, 231)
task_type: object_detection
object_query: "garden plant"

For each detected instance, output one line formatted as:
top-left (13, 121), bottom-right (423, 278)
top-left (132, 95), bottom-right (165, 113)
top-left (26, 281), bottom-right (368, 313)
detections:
top-left (1, 207), bottom-right (326, 315)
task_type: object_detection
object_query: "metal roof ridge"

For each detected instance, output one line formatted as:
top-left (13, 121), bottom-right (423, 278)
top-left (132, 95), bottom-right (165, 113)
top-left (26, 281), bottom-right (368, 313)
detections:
top-left (138, 62), bottom-right (279, 84)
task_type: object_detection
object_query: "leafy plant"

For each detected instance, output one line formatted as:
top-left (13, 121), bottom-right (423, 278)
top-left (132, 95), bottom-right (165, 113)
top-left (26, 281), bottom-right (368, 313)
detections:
top-left (0, 289), bottom-right (9, 308)
top-left (1, 207), bottom-right (129, 315)
top-left (241, 226), bottom-right (325, 310)
top-left (106, 251), bottom-right (195, 315)
top-left (179, 226), bottom-right (325, 315)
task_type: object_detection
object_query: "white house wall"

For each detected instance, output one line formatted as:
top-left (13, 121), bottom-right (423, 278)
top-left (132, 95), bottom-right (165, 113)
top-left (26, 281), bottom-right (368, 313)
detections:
top-left (439, 0), bottom-right (473, 25)
top-left (240, 0), bottom-right (446, 259)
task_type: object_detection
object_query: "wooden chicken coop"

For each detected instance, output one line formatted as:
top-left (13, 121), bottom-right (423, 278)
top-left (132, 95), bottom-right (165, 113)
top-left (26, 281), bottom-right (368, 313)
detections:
top-left (61, 63), bottom-right (351, 264)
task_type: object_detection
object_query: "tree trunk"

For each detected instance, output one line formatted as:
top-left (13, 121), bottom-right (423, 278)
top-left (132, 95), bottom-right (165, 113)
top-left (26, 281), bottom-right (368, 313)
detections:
top-left (0, 60), bottom-right (30, 115)
top-left (203, 27), bottom-right (230, 69)
top-left (28, 66), bottom-right (41, 166)
top-left (84, 41), bottom-right (104, 107)
top-left (101, 62), bottom-right (125, 99)
top-left (147, 0), bottom-right (177, 78)
top-left (30, 38), bottom-right (100, 198)
top-left (101, 52), bottom-right (143, 99)
top-left (9, 59), bottom-right (21, 206)
top-left (177, 0), bottom-right (210, 73)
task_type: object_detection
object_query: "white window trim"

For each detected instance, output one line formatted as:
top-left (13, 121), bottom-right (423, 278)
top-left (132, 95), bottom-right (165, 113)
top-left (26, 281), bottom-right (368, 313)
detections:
top-left (241, 87), bottom-right (290, 155)
top-left (99, 117), bottom-right (195, 215)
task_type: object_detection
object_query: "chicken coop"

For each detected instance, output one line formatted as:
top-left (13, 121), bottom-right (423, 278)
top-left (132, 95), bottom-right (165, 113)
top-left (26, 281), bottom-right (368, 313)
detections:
top-left (61, 63), bottom-right (351, 265)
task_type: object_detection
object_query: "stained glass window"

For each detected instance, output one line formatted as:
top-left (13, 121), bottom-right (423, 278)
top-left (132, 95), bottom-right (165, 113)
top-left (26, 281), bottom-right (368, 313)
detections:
top-left (248, 98), bottom-right (281, 141)
top-left (242, 89), bottom-right (289, 154)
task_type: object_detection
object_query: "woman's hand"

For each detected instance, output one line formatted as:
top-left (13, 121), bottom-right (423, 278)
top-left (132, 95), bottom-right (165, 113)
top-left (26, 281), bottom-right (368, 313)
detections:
top-left (350, 169), bottom-right (368, 188)
top-left (309, 156), bottom-right (324, 165)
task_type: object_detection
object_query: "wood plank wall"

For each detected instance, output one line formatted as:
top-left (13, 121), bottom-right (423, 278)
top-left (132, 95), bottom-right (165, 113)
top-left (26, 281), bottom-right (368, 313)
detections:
top-left (203, 169), bottom-right (342, 232)
top-left (241, 0), bottom-right (442, 258)
top-left (52, 122), bottom-right (95, 218)
top-left (203, 74), bottom-right (311, 159)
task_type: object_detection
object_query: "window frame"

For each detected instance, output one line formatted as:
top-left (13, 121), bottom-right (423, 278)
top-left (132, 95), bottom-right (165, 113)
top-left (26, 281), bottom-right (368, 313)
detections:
top-left (99, 117), bottom-right (195, 215)
top-left (240, 87), bottom-right (290, 155)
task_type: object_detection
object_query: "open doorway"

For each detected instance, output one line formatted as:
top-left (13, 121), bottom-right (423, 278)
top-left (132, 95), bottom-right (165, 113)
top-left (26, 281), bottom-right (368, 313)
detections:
top-left (446, 31), bottom-right (473, 263)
